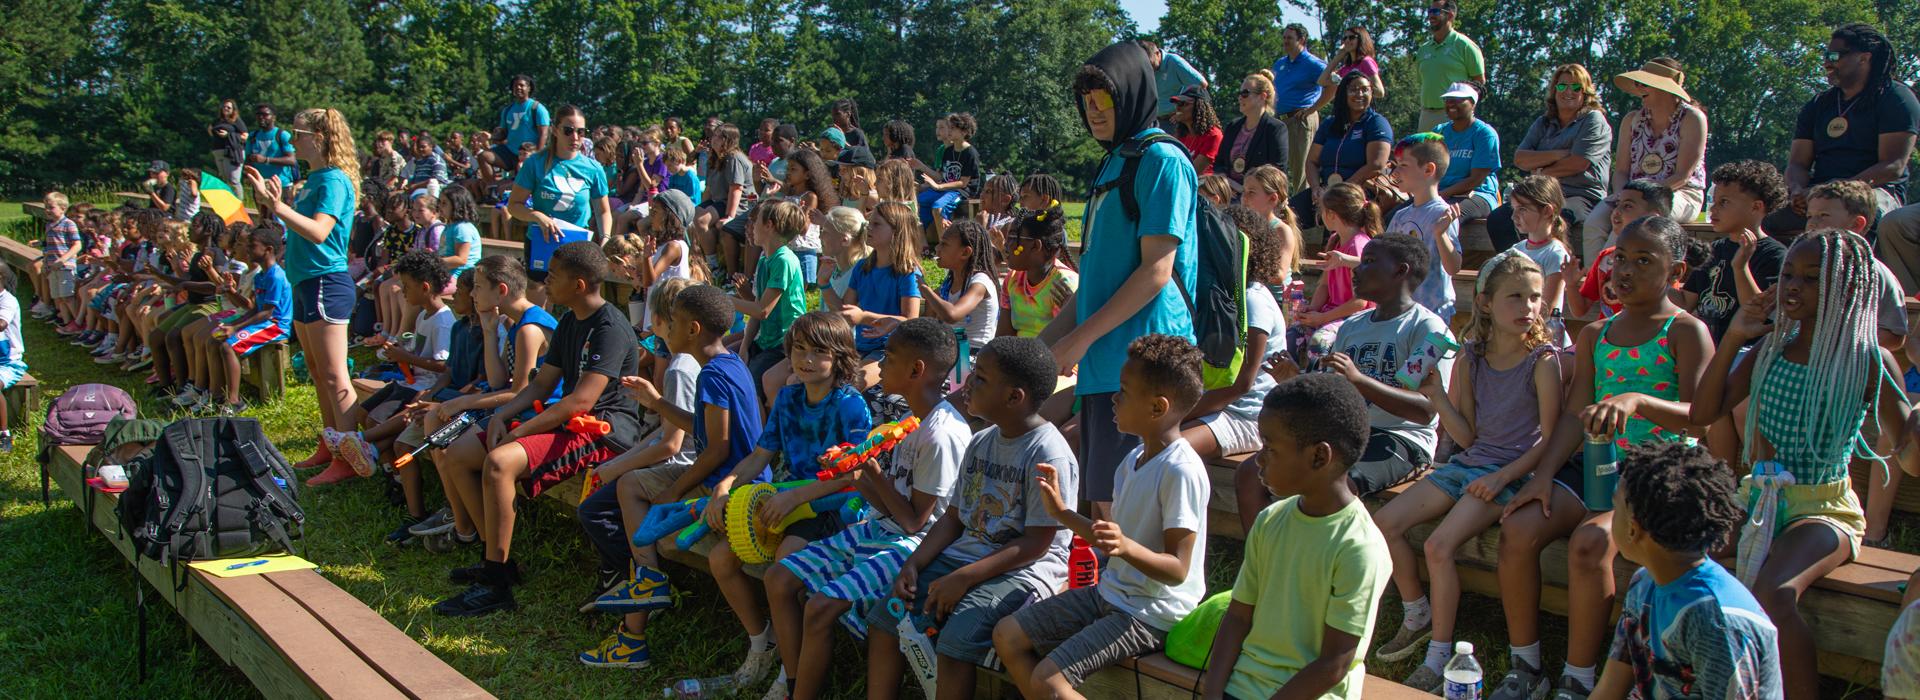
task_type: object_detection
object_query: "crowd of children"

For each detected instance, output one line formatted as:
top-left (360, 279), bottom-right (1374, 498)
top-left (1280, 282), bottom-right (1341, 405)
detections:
top-left (19, 27), bottom-right (1920, 700)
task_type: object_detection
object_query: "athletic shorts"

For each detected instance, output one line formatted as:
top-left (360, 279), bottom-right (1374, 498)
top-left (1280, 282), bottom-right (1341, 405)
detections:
top-left (476, 427), bottom-right (625, 499)
top-left (49, 267), bottom-right (76, 298)
top-left (1740, 475), bottom-right (1865, 560)
top-left (225, 319), bottom-right (288, 357)
top-left (0, 360), bottom-right (28, 390)
top-left (1010, 586), bottom-right (1168, 686)
top-left (156, 301), bottom-right (219, 333)
top-left (1079, 392), bottom-right (1141, 502)
top-left (1348, 428), bottom-right (1429, 496)
top-left (780, 519), bottom-right (921, 639)
top-left (1199, 410), bottom-right (1262, 456)
top-left (488, 143), bottom-right (519, 171)
top-left (208, 308), bottom-right (241, 325)
top-left (862, 554), bottom-right (1052, 670)
top-left (357, 383), bottom-right (420, 413)
top-left (293, 272), bottom-right (354, 325)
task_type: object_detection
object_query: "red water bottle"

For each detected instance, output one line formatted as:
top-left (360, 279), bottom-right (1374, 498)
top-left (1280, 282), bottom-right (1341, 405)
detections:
top-left (1068, 536), bottom-right (1099, 589)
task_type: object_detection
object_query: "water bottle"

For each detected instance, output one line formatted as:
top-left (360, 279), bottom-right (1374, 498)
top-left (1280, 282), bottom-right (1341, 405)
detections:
top-left (1068, 536), bottom-right (1100, 589)
top-left (1583, 434), bottom-right (1620, 512)
top-left (1284, 280), bottom-right (1308, 317)
top-left (888, 598), bottom-right (940, 697)
top-left (1546, 308), bottom-right (1568, 349)
top-left (1442, 641), bottom-right (1483, 699)
top-left (663, 676), bottom-right (735, 699)
top-left (1396, 331), bottom-right (1462, 390)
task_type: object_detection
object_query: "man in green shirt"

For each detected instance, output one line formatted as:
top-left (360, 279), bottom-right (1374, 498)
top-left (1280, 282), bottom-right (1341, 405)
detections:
top-left (1415, 0), bottom-right (1487, 132)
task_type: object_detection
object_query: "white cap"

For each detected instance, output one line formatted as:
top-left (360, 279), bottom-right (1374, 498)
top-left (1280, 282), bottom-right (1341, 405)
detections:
top-left (1454, 641), bottom-right (1475, 655)
top-left (1440, 82), bottom-right (1479, 102)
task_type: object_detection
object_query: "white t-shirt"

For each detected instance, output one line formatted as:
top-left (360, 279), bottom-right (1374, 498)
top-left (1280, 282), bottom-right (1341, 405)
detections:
top-left (643, 240), bottom-right (691, 332)
top-left (1223, 284), bottom-right (1284, 423)
top-left (944, 271), bottom-right (999, 349)
top-left (405, 305), bottom-right (457, 391)
top-left (644, 353), bottom-right (701, 468)
top-left (0, 290), bottom-right (23, 365)
top-left (1102, 439), bottom-right (1209, 630)
top-left (875, 400), bottom-right (970, 536)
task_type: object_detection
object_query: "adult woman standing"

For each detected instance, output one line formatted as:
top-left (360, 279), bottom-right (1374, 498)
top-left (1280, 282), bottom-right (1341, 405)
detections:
top-left (508, 105), bottom-right (613, 303)
top-left (1291, 73), bottom-right (1393, 226)
top-left (1309, 26), bottom-right (1386, 113)
top-left (242, 108), bottom-right (360, 485)
top-left (1584, 59), bottom-right (1708, 255)
top-left (1215, 70), bottom-right (1288, 187)
top-left (1490, 64), bottom-right (1614, 253)
top-left (1169, 85), bottom-right (1223, 175)
top-left (207, 99), bottom-right (249, 187)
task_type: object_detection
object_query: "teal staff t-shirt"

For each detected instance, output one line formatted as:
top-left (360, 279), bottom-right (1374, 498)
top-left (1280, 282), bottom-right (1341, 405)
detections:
top-left (286, 166), bottom-right (355, 284)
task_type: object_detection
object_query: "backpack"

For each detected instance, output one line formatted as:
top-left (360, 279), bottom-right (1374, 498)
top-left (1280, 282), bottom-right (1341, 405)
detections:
top-left (1088, 133), bottom-right (1248, 389)
top-left (117, 418), bottom-right (304, 585)
top-left (42, 383), bottom-right (137, 446)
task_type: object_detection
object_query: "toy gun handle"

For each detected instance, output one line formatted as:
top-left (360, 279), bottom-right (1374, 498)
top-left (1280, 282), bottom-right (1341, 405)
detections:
top-left (392, 411), bottom-right (479, 469)
top-left (673, 521), bottom-right (710, 550)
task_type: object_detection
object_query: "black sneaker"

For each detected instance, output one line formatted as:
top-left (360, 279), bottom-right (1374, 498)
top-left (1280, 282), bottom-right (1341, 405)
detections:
top-left (450, 560), bottom-right (523, 586)
top-left (386, 516), bottom-right (424, 546)
top-left (579, 567), bottom-right (625, 613)
top-left (433, 583), bottom-right (517, 617)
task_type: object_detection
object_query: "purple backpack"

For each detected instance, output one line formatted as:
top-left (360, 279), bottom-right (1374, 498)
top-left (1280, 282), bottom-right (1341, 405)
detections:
top-left (43, 383), bottom-right (138, 446)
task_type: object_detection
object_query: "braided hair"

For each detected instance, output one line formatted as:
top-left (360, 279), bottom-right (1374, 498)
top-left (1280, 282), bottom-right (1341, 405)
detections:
top-left (1831, 23), bottom-right (1894, 95)
top-left (940, 220), bottom-right (999, 298)
top-left (1741, 230), bottom-right (1887, 471)
top-left (1011, 205), bottom-right (1074, 271)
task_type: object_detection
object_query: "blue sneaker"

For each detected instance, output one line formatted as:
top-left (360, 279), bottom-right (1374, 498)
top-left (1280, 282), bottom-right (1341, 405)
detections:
top-left (579, 625), bottom-right (650, 668)
top-left (592, 565), bottom-right (674, 613)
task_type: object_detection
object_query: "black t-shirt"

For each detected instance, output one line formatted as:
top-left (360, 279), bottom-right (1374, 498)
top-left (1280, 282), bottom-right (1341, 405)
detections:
top-left (941, 145), bottom-right (982, 198)
top-left (1684, 236), bottom-right (1786, 343)
top-left (348, 215), bottom-right (382, 263)
top-left (185, 251), bottom-right (216, 304)
top-left (843, 127), bottom-right (868, 148)
top-left (210, 118), bottom-right (249, 155)
top-left (152, 183), bottom-right (175, 211)
top-left (546, 302), bottom-right (644, 451)
top-left (1795, 82), bottom-right (1920, 196)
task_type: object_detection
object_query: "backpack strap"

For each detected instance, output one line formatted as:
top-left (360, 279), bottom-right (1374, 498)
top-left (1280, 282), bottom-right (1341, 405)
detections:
top-left (153, 422), bottom-right (208, 563)
top-left (228, 419), bottom-right (304, 554)
top-left (1088, 133), bottom-right (1186, 225)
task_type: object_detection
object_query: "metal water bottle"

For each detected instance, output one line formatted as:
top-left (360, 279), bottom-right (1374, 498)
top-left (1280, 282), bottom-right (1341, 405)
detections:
top-left (1583, 434), bottom-right (1620, 512)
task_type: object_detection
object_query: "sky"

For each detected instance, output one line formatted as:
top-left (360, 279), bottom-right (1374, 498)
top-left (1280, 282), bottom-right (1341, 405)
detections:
top-left (1122, 0), bottom-right (1316, 34)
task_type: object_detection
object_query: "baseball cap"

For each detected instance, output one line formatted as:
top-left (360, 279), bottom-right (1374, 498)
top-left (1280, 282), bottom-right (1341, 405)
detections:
top-left (1440, 82), bottom-right (1479, 101)
top-left (148, 160), bottom-right (169, 173)
top-left (817, 126), bottom-right (848, 149)
top-left (1169, 84), bottom-right (1210, 104)
top-left (835, 144), bottom-right (877, 170)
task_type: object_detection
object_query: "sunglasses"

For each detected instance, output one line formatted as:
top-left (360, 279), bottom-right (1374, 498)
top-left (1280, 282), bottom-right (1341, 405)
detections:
top-left (1238, 89), bottom-right (1256, 97)
top-left (1822, 49), bottom-right (1859, 63)
top-left (1426, 7), bottom-right (1450, 15)
top-left (560, 126), bottom-right (590, 137)
top-left (290, 127), bottom-right (316, 137)
top-left (1343, 34), bottom-right (1359, 41)
top-left (1553, 83), bottom-right (1583, 92)
top-left (1078, 90), bottom-right (1115, 111)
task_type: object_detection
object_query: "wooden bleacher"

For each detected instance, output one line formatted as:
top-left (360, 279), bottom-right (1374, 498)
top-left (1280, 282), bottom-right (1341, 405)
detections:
top-left (44, 443), bottom-right (493, 699)
top-left (4, 372), bottom-right (41, 428)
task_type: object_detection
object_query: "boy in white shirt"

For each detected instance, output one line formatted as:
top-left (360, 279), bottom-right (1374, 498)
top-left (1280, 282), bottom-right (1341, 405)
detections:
top-left (336, 249), bottom-right (455, 478)
top-left (994, 334), bottom-right (1209, 697)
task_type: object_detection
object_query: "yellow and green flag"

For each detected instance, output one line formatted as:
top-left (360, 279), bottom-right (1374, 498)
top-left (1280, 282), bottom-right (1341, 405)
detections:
top-left (199, 172), bottom-right (252, 225)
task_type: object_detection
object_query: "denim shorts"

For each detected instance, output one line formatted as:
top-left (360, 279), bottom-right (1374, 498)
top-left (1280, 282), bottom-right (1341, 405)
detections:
top-left (1425, 460), bottom-right (1528, 506)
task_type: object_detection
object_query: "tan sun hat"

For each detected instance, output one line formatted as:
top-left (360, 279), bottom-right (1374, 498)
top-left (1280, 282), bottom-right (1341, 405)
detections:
top-left (1613, 60), bottom-right (1691, 102)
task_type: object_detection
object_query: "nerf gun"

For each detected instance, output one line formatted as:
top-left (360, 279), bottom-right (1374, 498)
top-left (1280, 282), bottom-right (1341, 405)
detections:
top-left (391, 410), bottom-right (483, 469)
top-left (632, 479), bottom-right (814, 551)
top-left (815, 417), bottom-right (921, 479)
top-left (726, 483), bottom-right (866, 564)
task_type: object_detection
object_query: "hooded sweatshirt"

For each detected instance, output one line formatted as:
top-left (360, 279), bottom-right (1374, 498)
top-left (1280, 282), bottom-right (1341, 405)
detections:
top-left (1073, 41), bottom-right (1199, 396)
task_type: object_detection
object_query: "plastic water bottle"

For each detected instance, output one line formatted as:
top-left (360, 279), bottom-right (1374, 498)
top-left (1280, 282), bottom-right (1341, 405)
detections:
top-left (1068, 536), bottom-right (1100, 589)
top-left (1546, 308), bottom-right (1568, 349)
top-left (663, 676), bottom-right (735, 699)
top-left (1583, 434), bottom-right (1620, 512)
top-left (1442, 641), bottom-right (1483, 699)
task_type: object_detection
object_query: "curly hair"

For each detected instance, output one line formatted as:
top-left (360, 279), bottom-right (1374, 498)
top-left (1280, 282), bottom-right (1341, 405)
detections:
top-left (1180, 92), bottom-right (1221, 139)
top-left (1263, 374), bottom-right (1368, 466)
top-left (1368, 232), bottom-right (1430, 285)
top-left (1227, 204), bottom-right (1283, 285)
top-left (882, 119), bottom-right (916, 153)
top-left (1618, 441), bottom-right (1744, 554)
top-left (888, 317), bottom-right (958, 376)
top-left (944, 112), bottom-right (978, 140)
top-left (1127, 334), bottom-right (1206, 412)
top-left (784, 148), bottom-right (840, 208)
top-left (982, 336), bottom-right (1058, 408)
top-left (787, 310), bottom-right (862, 389)
top-left (296, 108), bottom-right (361, 200)
top-left (393, 248), bottom-right (449, 292)
top-left (1710, 160), bottom-right (1788, 213)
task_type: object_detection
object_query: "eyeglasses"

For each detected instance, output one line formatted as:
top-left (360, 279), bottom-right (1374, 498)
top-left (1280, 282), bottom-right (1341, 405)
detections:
top-left (560, 126), bottom-right (590, 137)
top-left (1553, 83), bottom-right (1583, 92)
top-left (1343, 34), bottom-right (1359, 41)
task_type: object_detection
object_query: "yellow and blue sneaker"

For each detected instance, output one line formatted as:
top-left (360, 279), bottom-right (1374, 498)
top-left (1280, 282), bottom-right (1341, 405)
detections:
top-left (579, 625), bottom-right (650, 668)
top-left (592, 565), bottom-right (674, 613)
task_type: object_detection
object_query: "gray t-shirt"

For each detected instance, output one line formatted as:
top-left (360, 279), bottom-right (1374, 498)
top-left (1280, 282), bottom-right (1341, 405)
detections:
top-left (1875, 259), bottom-right (1908, 338)
top-left (1517, 109), bottom-right (1614, 205)
top-left (1330, 304), bottom-right (1455, 457)
top-left (706, 151), bottom-right (757, 218)
top-left (1223, 284), bottom-right (1283, 423)
top-left (876, 400), bottom-right (970, 537)
top-left (947, 423), bottom-right (1079, 591)
top-left (1388, 198), bottom-right (1461, 320)
top-left (651, 353), bottom-right (701, 468)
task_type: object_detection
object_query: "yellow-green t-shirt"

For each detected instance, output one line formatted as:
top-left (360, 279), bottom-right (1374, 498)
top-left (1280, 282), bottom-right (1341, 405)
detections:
top-left (1226, 496), bottom-right (1392, 700)
top-left (1005, 264), bottom-right (1078, 338)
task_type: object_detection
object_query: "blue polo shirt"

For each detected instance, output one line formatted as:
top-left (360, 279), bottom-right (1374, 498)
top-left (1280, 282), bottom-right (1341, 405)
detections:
top-left (1077, 128), bottom-right (1197, 395)
top-left (1271, 51), bottom-right (1327, 113)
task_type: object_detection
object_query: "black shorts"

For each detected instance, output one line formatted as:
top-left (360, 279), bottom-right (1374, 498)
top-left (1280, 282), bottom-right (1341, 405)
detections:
top-left (358, 383), bottom-right (421, 413)
top-left (1079, 392), bottom-right (1142, 502)
top-left (1347, 428), bottom-right (1430, 496)
top-left (488, 143), bottom-right (519, 171)
top-left (783, 508), bottom-right (848, 543)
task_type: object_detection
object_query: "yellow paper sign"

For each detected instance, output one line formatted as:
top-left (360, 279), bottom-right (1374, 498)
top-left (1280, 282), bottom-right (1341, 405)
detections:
top-left (187, 554), bottom-right (318, 578)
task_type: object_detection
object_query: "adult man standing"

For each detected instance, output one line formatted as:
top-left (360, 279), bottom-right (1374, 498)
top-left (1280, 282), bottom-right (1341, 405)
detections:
top-left (1140, 40), bottom-right (1209, 130)
top-left (1414, 0), bottom-right (1485, 132)
top-left (495, 75), bottom-right (550, 169)
top-left (1770, 23), bottom-right (1917, 244)
top-left (246, 104), bottom-right (300, 188)
top-left (1272, 24), bottom-right (1326, 194)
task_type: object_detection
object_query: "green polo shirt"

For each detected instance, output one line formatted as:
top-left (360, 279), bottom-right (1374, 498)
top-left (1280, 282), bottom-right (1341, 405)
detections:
top-left (1416, 31), bottom-right (1486, 110)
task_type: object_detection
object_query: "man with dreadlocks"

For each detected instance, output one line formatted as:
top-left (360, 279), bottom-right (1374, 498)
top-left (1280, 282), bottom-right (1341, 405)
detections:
top-left (1773, 24), bottom-right (1918, 242)
top-left (1688, 229), bottom-right (1912, 699)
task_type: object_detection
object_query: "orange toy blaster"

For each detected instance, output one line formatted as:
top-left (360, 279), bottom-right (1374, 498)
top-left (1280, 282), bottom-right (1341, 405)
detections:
top-left (814, 416), bottom-right (921, 479)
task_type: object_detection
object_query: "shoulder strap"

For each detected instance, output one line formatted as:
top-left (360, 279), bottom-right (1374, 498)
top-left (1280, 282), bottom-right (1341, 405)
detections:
top-left (1089, 133), bottom-right (1185, 224)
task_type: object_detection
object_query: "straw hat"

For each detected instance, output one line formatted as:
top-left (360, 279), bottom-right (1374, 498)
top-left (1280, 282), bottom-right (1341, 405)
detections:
top-left (1613, 60), bottom-right (1691, 102)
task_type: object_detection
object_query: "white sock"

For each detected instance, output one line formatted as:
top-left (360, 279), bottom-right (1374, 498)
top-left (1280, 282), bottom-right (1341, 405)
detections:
top-left (1511, 642), bottom-right (1542, 671)
top-left (1423, 640), bottom-right (1453, 673)
top-left (1402, 595), bottom-right (1432, 630)
top-left (1562, 664), bottom-right (1596, 690)
top-left (749, 624), bottom-right (773, 653)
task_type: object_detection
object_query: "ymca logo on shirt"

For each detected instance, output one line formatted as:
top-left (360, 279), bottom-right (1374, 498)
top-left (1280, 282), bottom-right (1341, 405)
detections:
top-left (540, 173), bottom-right (587, 213)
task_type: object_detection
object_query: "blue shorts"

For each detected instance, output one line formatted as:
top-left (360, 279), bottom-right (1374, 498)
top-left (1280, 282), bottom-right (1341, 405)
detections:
top-left (225, 319), bottom-right (288, 357)
top-left (917, 190), bottom-right (962, 227)
top-left (293, 272), bottom-right (354, 325)
top-left (1425, 460), bottom-right (1529, 506)
top-left (796, 249), bottom-right (819, 287)
top-left (780, 519), bottom-right (920, 639)
top-left (0, 360), bottom-right (27, 390)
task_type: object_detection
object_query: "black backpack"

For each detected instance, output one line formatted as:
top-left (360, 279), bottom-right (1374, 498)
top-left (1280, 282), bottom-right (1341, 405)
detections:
top-left (117, 418), bottom-right (304, 585)
top-left (1088, 133), bottom-right (1248, 387)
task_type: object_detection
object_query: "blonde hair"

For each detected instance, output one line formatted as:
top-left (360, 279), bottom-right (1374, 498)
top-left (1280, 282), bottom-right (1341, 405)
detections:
top-left (1510, 175), bottom-right (1570, 253)
top-left (1466, 251), bottom-right (1551, 349)
top-left (1544, 64), bottom-right (1604, 121)
top-left (1244, 70), bottom-right (1278, 117)
top-left (296, 108), bottom-right (361, 201)
top-left (44, 191), bottom-right (69, 209)
top-left (648, 277), bottom-right (695, 328)
top-left (1243, 165), bottom-right (1299, 231)
top-left (1198, 174), bottom-right (1235, 207)
top-left (874, 160), bottom-right (915, 205)
top-left (867, 202), bottom-right (921, 274)
top-left (824, 206), bottom-right (872, 267)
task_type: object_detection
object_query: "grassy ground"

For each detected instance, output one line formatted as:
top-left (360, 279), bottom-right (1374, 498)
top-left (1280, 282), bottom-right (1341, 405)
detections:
top-left (0, 195), bottom-right (1888, 698)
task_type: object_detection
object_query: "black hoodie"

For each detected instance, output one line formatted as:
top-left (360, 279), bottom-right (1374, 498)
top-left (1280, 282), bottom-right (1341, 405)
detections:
top-left (1076, 41), bottom-right (1160, 152)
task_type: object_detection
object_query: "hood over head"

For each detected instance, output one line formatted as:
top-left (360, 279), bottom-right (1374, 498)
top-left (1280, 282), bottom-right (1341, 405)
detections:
top-left (1076, 41), bottom-right (1160, 152)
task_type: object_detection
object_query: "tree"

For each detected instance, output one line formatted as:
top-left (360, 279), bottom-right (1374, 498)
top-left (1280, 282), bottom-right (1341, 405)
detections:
top-left (1160, 0), bottom-right (1288, 116)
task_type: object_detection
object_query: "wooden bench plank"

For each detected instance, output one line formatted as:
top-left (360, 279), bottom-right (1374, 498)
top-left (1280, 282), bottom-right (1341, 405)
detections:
top-left (5, 373), bottom-right (40, 428)
top-left (263, 571), bottom-right (493, 699)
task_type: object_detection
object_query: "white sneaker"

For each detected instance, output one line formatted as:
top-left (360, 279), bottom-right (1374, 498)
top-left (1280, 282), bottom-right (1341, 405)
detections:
top-left (96, 333), bottom-right (118, 350)
top-left (172, 386), bottom-right (203, 406)
top-left (730, 645), bottom-right (779, 689)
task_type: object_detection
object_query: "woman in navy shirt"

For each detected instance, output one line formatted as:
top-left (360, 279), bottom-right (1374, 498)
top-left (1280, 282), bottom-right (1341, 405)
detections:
top-left (1290, 74), bottom-right (1393, 227)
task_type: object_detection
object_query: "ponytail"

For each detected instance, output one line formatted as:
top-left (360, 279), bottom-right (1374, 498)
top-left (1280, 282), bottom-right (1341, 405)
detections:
top-left (296, 108), bottom-right (361, 201)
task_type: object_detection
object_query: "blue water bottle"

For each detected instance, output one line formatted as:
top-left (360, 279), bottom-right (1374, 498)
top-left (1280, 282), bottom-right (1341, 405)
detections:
top-left (1583, 434), bottom-right (1619, 511)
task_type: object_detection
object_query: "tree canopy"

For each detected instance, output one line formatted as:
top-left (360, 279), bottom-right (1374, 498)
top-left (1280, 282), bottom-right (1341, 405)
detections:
top-left (0, 0), bottom-right (1912, 193)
